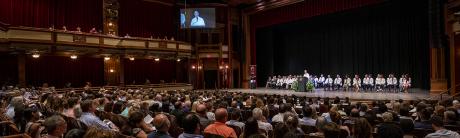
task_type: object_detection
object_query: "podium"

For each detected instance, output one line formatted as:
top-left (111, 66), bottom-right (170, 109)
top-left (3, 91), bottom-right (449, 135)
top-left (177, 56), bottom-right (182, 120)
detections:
top-left (297, 77), bottom-right (307, 92)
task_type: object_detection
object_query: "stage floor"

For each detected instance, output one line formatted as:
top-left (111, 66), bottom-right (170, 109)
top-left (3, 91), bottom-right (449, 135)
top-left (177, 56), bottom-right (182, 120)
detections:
top-left (225, 88), bottom-right (435, 101)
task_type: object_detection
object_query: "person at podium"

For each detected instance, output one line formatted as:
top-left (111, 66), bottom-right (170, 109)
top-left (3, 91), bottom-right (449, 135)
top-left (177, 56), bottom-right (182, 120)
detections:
top-left (190, 10), bottom-right (206, 27)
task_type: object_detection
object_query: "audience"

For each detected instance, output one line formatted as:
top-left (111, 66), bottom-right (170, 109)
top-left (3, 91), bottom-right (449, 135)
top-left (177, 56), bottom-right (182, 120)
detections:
top-left (1, 85), bottom-right (460, 138)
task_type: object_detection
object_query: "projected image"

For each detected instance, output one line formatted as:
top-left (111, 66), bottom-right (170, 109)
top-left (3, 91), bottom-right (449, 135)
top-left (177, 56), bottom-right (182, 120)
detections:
top-left (180, 8), bottom-right (215, 28)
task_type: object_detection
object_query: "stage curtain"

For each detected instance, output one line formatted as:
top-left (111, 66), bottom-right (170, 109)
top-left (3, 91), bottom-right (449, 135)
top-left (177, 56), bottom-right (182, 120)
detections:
top-left (123, 59), bottom-right (180, 85)
top-left (25, 56), bottom-right (104, 88)
top-left (256, 0), bottom-right (430, 89)
top-left (0, 0), bottom-right (102, 30)
top-left (0, 54), bottom-right (18, 86)
top-left (118, 0), bottom-right (175, 38)
top-left (249, 0), bottom-right (384, 64)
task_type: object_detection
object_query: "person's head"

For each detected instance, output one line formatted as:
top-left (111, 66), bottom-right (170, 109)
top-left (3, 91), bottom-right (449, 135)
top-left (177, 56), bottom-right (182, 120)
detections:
top-left (231, 108), bottom-right (241, 120)
top-left (64, 129), bottom-right (85, 138)
top-left (399, 106), bottom-right (410, 116)
top-left (283, 112), bottom-right (299, 130)
top-left (196, 104), bottom-right (207, 115)
top-left (44, 115), bottom-right (67, 136)
top-left (23, 107), bottom-right (40, 121)
top-left (278, 103), bottom-right (287, 113)
top-left (129, 111), bottom-right (146, 128)
top-left (302, 105), bottom-right (313, 118)
top-left (350, 108), bottom-right (359, 117)
top-left (382, 112), bottom-right (393, 122)
top-left (316, 116), bottom-right (328, 132)
top-left (244, 117), bottom-right (260, 138)
top-left (444, 110), bottom-right (457, 122)
top-left (174, 101), bottom-right (183, 110)
top-left (252, 108), bottom-right (263, 120)
top-left (215, 108), bottom-right (228, 123)
top-left (194, 11), bottom-right (199, 17)
top-left (352, 118), bottom-right (372, 138)
top-left (182, 113), bottom-right (200, 134)
top-left (83, 127), bottom-right (115, 138)
top-left (431, 116), bottom-right (444, 130)
top-left (153, 114), bottom-right (170, 132)
top-left (329, 111), bottom-right (341, 124)
top-left (80, 99), bottom-right (97, 113)
top-left (112, 101), bottom-right (125, 114)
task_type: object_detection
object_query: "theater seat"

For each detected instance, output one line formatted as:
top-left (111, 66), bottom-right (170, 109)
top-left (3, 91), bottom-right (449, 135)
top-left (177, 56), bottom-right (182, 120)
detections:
top-left (299, 125), bottom-right (317, 134)
top-left (227, 125), bottom-right (242, 137)
top-left (410, 128), bottom-right (434, 138)
top-left (0, 121), bottom-right (19, 136)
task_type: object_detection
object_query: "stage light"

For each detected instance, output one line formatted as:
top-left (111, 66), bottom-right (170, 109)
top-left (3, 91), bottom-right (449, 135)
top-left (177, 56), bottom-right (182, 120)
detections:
top-left (219, 66), bottom-right (223, 70)
top-left (108, 22), bottom-right (113, 26)
top-left (70, 55), bottom-right (78, 59)
top-left (154, 58), bottom-right (160, 62)
top-left (104, 57), bottom-right (110, 61)
top-left (32, 53), bottom-right (40, 58)
top-left (225, 65), bottom-right (229, 69)
top-left (176, 58), bottom-right (181, 62)
top-left (109, 69), bottom-right (115, 73)
top-left (129, 57), bottom-right (135, 61)
top-left (192, 65), bottom-right (196, 69)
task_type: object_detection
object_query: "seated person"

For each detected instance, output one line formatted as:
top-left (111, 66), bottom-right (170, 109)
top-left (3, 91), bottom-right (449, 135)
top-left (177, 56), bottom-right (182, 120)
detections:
top-left (317, 74), bottom-right (325, 88)
top-left (425, 116), bottom-right (460, 138)
top-left (375, 74), bottom-right (385, 92)
top-left (324, 75), bottom-right (333, 91)
top-left (333, 75), bottom-right (342, 91)
top-left (352, 75), bottom-right (361, 92)
top-left (343, 75), bottom-right (352, 91)
top-left (362, 74), bottom-right (370, 91)
top-left (204, 108), bottom-right (237, 138)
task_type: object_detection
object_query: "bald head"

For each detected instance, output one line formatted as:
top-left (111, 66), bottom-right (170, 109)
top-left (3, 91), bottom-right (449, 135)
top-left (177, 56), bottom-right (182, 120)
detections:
top-left (196, 104), bottom-right (207, 114)
top-left (215, 108), bottom-right (228, 123)
top-left (153, 114), bottom-right (170, 132)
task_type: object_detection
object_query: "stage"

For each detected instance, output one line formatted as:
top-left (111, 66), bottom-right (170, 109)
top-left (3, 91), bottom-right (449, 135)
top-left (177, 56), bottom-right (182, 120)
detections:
top-left (225, 88), bottom-right (435, 101)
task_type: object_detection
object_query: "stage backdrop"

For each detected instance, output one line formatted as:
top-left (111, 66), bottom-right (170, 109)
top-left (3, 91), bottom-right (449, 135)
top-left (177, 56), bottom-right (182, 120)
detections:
top-left (256, 0), bottom-right (430, 89)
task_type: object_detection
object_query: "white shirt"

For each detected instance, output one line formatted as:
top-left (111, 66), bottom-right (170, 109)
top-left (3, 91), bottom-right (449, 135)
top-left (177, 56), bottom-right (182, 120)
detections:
top-left (304, 73), bottom-right (310, 79)
top-left (363, 77), bottom-right (370, 84)
top-left (318, 77), bottom-right (325, 83)
top-left (334, 78), bottom-right (342, 85)
top-left (376, 78), bottom-right (385, 85)
top-left (325, 78), bottom-right (333, 84)
top-left (369, 78), bottom-right (374, 85)
top-left (353, 78), bottom-right (361, 86)
top-left (344, 78), bottom-right (351, 86)
top-left (190, 17), bottom-right (205, 27)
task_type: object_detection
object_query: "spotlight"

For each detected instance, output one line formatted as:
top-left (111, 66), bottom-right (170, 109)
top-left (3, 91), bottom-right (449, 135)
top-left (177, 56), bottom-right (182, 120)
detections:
top-left (32, 53), bottom-right (40, 58)
top-left (108, 22), bottom-right (113, 26)
top-left (109, 69), bottom-right (115, 73)
top-left (192, 65), bottom-right (196, 69)
top-left (104, 57), bottom-right (110, 61)
top-left (225, 65), bottom-right (229, 69)
top-left (70, 55), bottom-right (78, 59)
top-left (154, 58), bottom-right (160, 62)
top-left (176, 58), bottom-right (181, 62)
top-left (219, 66), bottom-right (223, 70)
top-left (129, 57), bottom-right (135, 61)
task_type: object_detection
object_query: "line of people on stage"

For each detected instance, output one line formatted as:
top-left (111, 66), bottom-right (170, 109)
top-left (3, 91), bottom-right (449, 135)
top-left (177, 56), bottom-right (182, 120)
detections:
top-left (266, 72), bottom-right (412, 93)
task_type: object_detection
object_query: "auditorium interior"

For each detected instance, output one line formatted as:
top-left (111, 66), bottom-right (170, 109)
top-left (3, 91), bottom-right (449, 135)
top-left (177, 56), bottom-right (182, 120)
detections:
top-left (1, 0), bottom-right (460, 138)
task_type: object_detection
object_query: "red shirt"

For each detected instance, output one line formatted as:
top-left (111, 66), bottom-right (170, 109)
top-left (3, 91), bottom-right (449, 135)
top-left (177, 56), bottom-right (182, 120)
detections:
top-left (204, 122), bottom-right (237, 138)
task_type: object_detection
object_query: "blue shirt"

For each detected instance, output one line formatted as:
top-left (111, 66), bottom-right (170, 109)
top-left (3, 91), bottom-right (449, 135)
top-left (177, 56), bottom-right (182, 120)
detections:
top-left (299, 117), bottom-right (316, 126)
top-left (178, 133), bottom-right (203, 138)
top-left (79, 112), bottom-right (111, 130)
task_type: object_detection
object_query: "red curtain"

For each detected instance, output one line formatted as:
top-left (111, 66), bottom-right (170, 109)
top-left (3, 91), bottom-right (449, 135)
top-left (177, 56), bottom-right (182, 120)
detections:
top-left (118, 0), bottom-right (175, 38)
top-left (124, 59), bottom-right (181, 84)
top-left (0, 0), bottom-right (102, 31)
top-left (0, 54), bottom-right (18, 85)
top-left (25, 56), bottom-right (104, 88)
top-left (249, 0), bottom-right (384, 64)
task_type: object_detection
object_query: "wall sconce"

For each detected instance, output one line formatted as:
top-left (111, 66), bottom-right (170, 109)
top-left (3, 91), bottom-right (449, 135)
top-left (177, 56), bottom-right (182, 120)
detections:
top-left (129, 57), bottom-right (135, 61)
top-left (104, 57), bottom-right (111, 61)
top-left (192, 65), bottom-right (196, 69)
top-left (109, 69), bottom-right (115, 73)
top-left (154, 58), bottom-right (160, 62)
